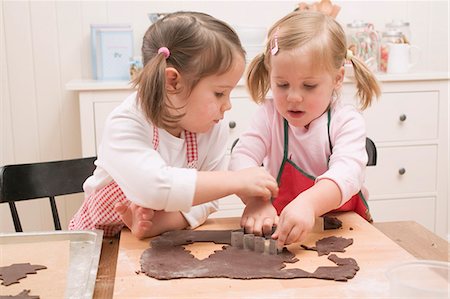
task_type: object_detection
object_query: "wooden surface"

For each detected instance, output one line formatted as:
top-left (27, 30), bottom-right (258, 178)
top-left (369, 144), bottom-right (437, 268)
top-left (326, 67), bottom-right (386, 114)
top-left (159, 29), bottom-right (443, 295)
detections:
top-left (93, 234), bottom-right (120, 299)
top-left (94, 215), bottom-right (448, 298)
top-left (111, 212), bottom-right (417, 298)
top-left (373, 221), bottom-right (449, 262)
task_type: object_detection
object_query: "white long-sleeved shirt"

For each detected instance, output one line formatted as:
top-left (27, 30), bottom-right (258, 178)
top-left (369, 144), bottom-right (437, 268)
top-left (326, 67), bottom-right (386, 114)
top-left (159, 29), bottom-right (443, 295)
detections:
top-left (84, 92), bottom-right (228, 228)
top-left (229, 99), bottom-right (368, 206)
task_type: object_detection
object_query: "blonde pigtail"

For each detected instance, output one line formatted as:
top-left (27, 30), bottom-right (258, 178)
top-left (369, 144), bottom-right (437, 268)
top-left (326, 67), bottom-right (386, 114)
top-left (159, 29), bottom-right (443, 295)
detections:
top-left (246, 53), bottom-right (270, 104)
top-left (348, 55), bottom-right (381, 110)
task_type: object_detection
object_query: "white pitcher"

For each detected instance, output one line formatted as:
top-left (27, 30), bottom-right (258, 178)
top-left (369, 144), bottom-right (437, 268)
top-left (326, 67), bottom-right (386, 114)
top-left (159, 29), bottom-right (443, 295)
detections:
top-left (387, 43), bottom-right (420, 74)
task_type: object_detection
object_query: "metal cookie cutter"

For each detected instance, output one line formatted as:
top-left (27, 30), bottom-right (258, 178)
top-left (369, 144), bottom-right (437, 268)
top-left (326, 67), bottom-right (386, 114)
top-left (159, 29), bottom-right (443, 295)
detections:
top-left (230, 217), bottom-right (327, 255)
top-left (230, 229), bottom-right (279, 255)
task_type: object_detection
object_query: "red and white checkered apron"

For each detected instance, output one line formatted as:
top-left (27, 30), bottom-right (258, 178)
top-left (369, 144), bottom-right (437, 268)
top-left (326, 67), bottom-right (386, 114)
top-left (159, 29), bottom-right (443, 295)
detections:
top-left (69, 127), bottom-right (198, 236)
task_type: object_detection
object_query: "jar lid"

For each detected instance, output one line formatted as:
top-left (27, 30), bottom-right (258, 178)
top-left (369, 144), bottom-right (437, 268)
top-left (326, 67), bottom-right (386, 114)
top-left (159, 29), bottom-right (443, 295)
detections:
top-left (382, 29), bottom-right (403, 37)
top-left (347, 20), bottom-right (368, 28)
top-left (386, 20), bottom-right (410, 27)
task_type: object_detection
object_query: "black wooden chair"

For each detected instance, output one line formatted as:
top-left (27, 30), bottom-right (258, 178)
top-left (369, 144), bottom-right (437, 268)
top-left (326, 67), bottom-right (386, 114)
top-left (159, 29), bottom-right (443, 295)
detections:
top-left (365, 137), bottom-right (377, 166)
top-left (231, 137), bottom-right (377, 166)
top-left (0, 157), bottom-right (96, 232)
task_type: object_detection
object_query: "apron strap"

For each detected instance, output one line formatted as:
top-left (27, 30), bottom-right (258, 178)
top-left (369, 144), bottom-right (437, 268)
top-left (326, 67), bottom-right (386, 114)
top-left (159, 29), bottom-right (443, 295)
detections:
top-left (184, 131), bottom-right (198, 169)
top-left (283, 119), bottom-right (289, 160)
top-left (152, 126), bottom-right (198, 169)
top-left (152, 126), bottom-right (159, 150)
top-left (326, 108), bottom-right (333, 166)
top-left (327, 108), bottom-right (333, 154)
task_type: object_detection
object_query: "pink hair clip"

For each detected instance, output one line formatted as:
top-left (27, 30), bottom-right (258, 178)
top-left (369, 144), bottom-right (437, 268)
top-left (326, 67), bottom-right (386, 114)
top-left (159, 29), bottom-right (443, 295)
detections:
top-left (158, 47), bottom-right (170, 59)
top-left (271, 27), bottom-right (279, 56)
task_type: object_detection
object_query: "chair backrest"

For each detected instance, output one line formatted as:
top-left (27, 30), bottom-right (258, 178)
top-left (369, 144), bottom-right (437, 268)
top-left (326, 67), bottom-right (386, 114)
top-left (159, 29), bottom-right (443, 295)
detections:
top-left (231, 137), bottom-right (377, 166)
top-left (0, 157), bottom-right (96, 232)
top-left (365, 137), bottom-right (377, 166)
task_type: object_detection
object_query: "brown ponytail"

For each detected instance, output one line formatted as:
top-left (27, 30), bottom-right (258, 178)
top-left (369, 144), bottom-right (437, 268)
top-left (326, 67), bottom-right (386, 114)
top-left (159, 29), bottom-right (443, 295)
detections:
top-left (132, 53), bottom-right (178, 128)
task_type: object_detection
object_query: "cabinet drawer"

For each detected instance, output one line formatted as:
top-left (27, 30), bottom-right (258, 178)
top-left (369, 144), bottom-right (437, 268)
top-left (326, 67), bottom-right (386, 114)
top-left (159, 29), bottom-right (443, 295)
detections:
top-left (365, 145), bottom-right (437, 196)
top-left (369, 197), bottom-right (435, 232)
top-left (363, 91), bottom-right (439, 142)
top-left (224, 98), bottom-right (258, 150)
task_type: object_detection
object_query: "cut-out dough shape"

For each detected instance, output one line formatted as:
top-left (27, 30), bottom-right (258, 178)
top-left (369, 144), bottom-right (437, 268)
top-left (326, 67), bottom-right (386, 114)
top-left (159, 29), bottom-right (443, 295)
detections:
top-left (0, 263), bottom-right (47, 286)
top-left (301, 236), bottom-right (353, 256)
top-left (323, 215), bottom-right (343, 230)
top-left (0, 289), bottom-right (40, 299)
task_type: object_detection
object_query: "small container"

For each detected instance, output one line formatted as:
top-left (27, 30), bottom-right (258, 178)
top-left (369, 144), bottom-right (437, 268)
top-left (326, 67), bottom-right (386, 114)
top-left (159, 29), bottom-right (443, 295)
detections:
top-left (380, 30), bottom-right (404, 72)
top-left (385, 20), bottom-right (411, 44)
top-left (386, 260), bottom-right (450, 298)
top-left (147, 13), bottom-right (168, 24)
top-left (346, 20), bottom-right (380, 72)
top-left (129, 57), bottom-right (143, 80)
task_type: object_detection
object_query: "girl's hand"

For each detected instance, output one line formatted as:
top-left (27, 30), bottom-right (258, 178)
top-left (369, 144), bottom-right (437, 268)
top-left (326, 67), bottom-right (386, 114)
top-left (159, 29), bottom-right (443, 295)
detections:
top-left (114, 201), bottom-right (155, 239)
top-left (235, 167), bottom-right (279, 200)
top-left (271, 199), bottom-right (315, 249)
top-left (240, 199), bottom-right (278, 236)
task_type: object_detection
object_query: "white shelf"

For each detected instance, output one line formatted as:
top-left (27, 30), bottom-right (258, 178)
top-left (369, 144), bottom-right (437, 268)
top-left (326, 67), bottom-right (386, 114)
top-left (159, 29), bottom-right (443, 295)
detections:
top-left (66, 72), bottom-right (450, 92)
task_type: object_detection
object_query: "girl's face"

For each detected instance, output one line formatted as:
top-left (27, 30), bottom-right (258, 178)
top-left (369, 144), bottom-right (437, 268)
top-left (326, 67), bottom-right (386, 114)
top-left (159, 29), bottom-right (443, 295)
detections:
top-left (173, 56), bottom-right (245, 136)
top-left (270, 48), bottom-right (344, 128)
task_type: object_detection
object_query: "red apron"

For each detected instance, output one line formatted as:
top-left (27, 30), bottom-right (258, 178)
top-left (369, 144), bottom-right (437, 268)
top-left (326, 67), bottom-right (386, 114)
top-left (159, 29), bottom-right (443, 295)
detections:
top-left (272, 111), bottom-right (372, 221)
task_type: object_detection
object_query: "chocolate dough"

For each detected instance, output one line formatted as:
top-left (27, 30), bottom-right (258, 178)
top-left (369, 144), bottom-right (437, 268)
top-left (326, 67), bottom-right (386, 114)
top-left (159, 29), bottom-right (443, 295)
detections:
top-left (301, 236), bottom-right (353, 256)
top-left (140, 230), bottom-right (359, 281)
top-left (0, 263), bottom-right (47, 286)
top-left (0, 290), bottom-right (39, 299)
top-left (323, 215), bottom-right (343, 230)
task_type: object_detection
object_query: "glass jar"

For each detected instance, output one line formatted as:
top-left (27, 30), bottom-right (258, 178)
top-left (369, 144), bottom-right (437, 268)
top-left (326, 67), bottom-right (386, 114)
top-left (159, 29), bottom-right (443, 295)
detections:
top-left (385, 20), bottom-right (411, 44)
top-left (346, 20), bottom-right (380, 72)
top-left (380, 30), bottom-right (404, 72)
top-left (129, 57), bottom-right (143, 80)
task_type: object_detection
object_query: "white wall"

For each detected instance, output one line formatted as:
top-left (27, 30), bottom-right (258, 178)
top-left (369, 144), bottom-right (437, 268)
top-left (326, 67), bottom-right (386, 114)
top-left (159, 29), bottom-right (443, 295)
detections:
top-left (1, 0), bottom-right (449, 232)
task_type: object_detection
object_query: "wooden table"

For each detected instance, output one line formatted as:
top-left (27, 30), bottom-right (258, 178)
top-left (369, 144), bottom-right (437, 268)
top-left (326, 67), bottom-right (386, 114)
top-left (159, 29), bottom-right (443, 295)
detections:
top-left (93, 217), bottom-right (449, 299)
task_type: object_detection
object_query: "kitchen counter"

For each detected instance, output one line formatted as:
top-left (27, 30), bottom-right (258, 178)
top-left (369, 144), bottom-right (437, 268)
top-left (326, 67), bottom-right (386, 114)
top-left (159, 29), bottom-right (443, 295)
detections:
top-left (93, 214), bottom-right (448, 298)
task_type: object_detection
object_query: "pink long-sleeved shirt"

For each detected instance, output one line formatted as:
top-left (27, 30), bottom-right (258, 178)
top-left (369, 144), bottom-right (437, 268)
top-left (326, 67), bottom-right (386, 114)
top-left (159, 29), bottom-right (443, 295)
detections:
top-left (229, 99), bottom-right (369, 206)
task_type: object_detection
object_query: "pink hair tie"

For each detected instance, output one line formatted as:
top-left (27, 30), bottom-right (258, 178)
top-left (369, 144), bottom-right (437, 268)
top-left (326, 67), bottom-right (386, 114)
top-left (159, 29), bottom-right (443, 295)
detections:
top-left (271, 27), bottom-right (280, 56)
top-left (158, 47), bottom-right (170, 59)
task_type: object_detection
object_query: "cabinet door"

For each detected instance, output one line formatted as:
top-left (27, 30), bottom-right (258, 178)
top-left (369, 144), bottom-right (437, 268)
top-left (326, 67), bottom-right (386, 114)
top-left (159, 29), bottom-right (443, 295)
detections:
top-left (369, 197), bottom-right (435, 232)
top-left (94, 101), bottom-right (122, 151)
top-left (224, 98), bottom-right (258, 151)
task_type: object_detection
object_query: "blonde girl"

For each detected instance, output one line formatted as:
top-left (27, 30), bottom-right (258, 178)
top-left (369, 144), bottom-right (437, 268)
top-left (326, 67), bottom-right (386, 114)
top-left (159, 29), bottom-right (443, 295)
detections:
top-left (229, 11), bottom-right (380, 248)
top-left (70, 12), bottom-right (278, 238)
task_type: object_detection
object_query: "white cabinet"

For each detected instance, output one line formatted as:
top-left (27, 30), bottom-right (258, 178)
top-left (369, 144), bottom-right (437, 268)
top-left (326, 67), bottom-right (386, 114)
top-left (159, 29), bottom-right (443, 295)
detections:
top-left (67, 73), bottom-right (449, 238)
top-left (342, 73), bottom-right (448, 237)
top-left (224, 96), bottom-right (259, 151)
top-left (66, 80), bottom-right (135, 157)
